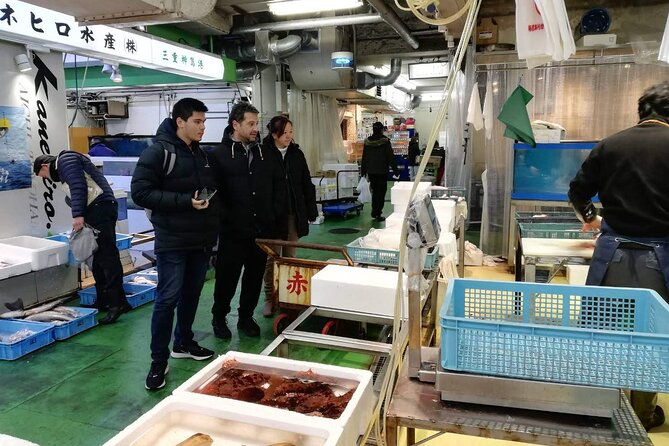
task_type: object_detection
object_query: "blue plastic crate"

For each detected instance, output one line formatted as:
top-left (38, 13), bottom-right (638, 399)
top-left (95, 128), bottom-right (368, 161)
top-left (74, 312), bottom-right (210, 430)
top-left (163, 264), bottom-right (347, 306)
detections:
top-left (116, 233), bottom-right (132, 251)
top-left (79, 283), bottom-right (156, 308)
top-left (52, 307), bottom-right (98, 340)
top-left (346, 237), bottom-right (439, 271)
top-left (124, 267), bottom-right (158, 284)
top-left (45, 235), bottom-right (77, 265)
top-left (0, 320), bottom-right (55, 360)
top-left (440, 279), bottom-right (669, 393)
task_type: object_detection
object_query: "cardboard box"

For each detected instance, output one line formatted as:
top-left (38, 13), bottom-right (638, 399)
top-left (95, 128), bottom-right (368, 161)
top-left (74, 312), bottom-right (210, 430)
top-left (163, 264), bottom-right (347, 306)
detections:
top-left (477, 18), bottom-right (498, 45)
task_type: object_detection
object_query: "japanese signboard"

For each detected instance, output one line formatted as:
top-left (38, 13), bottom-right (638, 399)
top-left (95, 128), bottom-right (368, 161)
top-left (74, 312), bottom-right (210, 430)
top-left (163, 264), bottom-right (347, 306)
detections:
top-left (0, 1), bottom-right (224, 80)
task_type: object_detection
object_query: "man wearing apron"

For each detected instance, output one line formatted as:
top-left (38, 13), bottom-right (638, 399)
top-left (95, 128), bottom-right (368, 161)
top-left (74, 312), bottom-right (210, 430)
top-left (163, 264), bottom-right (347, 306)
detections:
top-left (569, 81), bottom-right (669, 431)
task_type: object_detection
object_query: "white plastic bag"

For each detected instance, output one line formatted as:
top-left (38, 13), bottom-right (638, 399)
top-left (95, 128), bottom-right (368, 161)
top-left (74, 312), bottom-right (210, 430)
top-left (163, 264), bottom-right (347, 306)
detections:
top-left (357, 176), bottom-right (372, 203)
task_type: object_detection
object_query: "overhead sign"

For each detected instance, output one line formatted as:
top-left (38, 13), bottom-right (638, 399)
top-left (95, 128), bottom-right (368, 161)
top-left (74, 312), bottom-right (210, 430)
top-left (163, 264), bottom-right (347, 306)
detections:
top-left (0, 1), bottom-right (224, 80)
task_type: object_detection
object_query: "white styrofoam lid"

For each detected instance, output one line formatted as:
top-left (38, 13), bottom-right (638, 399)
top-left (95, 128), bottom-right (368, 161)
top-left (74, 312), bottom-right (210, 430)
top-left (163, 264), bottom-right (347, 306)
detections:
top-left (313, 264), bottom-right (405, 287)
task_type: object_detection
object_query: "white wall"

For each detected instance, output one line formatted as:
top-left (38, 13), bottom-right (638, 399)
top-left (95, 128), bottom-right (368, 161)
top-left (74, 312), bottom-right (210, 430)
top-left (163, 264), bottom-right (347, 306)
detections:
top-left (103, 88), bottom-right (237, 142)
top-left (0, 41), bottom-right (70, 238)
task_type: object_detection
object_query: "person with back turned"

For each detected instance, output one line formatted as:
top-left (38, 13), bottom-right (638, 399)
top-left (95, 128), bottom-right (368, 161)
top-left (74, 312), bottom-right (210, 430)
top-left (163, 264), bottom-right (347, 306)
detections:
top-left (361, 121), bottom-right (398, 222)
top-left (569, 81), bottom-right (669, 431)
top-left (34, 150), bottom-right (130, 325)
top-left (131, 98), bottom-right (219, 390)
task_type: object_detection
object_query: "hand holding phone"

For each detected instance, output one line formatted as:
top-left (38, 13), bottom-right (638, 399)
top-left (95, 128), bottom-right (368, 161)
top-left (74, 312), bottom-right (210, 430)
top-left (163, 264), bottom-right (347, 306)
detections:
top-left (198, 187), bottom-right (217, 202)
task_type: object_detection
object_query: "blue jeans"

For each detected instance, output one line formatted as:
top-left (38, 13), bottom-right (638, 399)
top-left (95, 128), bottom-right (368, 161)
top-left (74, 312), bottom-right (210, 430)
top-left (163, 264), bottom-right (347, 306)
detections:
top-left (151, 250), bottom-right (210, 362)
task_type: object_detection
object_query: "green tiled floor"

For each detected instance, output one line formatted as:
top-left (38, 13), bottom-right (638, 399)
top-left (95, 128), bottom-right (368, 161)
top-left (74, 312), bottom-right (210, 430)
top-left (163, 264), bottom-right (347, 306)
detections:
top-left (0, 195), bottom-right (395, 446)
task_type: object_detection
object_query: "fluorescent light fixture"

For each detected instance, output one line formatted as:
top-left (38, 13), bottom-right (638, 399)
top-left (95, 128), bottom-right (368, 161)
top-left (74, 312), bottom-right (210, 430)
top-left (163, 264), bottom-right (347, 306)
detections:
top-left (408, 62), bottom-right (450, 80)
top-left (101, 64), bottom-right (114, 75)
top-left (14, 53), bottom-right (31, 72)
top-left (269, 0), bottom-right (363, 16)
top-left (422, 92), bottom-right (445, 102)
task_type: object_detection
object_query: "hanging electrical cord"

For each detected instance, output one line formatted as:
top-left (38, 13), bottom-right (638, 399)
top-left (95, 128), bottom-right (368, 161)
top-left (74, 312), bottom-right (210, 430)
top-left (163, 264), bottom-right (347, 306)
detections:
top-left (395, 0), bottom-right (474, 26)
top-left (68, 55), bottom-right (90, 128)
top-left (359, 1), bottom-right (482, 444)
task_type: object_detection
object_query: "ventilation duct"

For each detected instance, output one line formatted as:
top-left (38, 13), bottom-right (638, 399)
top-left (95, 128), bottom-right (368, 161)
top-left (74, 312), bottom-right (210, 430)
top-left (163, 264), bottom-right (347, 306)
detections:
top-left (225, 33), bottom-right (310, 64)
top-left (357, 58), bottom-right (402, 90)
top-left (410, 94), bottom-right (422, 109)
top-left (366, 0), bottom-right (419, 49)
top-left (235, 62), bottom-right (267, 81)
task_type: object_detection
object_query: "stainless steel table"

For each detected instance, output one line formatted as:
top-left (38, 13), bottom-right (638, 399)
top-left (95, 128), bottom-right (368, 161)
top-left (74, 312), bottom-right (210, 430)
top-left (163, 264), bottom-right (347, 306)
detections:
top-left (385, 369), bottom-right (652, 446)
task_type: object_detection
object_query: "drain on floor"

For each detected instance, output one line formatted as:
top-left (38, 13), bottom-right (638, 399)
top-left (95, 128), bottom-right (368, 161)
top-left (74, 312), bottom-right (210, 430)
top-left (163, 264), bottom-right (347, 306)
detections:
top-left (328, 228), bottom-right (361, 235)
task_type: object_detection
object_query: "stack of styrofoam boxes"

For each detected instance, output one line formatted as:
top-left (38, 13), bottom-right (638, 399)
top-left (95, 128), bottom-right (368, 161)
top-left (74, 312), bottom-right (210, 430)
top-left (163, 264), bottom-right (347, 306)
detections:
top-left (322, 163), bottom-right (359, 200)
top-left (104, 394), bottom-right (343, 445)
top-left (390, 181), bottom-right (432, 217)
top-left (312, 264), bottom-right (408, 318)
top-left (311, 174), bottom-right (338, 201)
top-left (173, 351), bottom-right (373, 446)
top-left (0, 236), bottom-right (69, 272)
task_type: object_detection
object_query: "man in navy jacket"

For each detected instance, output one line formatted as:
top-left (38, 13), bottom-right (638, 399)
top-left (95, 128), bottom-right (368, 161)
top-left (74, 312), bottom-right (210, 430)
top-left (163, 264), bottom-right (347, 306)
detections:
top-left (33, 151), bottom-right (130, 324)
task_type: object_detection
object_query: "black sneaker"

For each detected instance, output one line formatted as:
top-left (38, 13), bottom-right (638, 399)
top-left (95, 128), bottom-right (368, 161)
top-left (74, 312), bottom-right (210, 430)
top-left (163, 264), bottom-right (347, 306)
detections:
top-left (171, 342), bottom-right (214, 361)
top-left (213, 319), bottom-right (232, 339)
top-left (237, 317), bottom-right (260, 337)
top-left (374, 215), bottom-right (386, 222)
top-left (145, 361), bottom-right (169, 390)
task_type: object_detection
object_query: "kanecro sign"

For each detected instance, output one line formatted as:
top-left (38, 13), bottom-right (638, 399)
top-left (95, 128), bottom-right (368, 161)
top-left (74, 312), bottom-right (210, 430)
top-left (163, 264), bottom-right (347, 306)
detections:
top-left (0, 0), bottom-right (224, 80)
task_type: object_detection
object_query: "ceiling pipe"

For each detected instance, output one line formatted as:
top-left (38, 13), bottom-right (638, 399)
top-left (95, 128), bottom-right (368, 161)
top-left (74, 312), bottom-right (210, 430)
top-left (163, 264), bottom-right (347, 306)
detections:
top-left (236, 62), bottom-right (266, 80)
top-left (357, 58), bottom-right (402, 89)
top-left (270, 34), bottom-right (303, 59)
top-left (232, 13), bottom-right (384, 34)
top-left (366, 0), bottom-right (419, 50)
top-left (410, 94), bottom-right (421, 109)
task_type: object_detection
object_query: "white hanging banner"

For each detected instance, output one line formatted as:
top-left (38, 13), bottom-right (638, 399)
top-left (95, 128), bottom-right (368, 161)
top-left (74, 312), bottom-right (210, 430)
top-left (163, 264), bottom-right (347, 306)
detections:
top-left (23, 50), bottom-right (71, 235)
top-left (0, 1), bottom-right (224, 80)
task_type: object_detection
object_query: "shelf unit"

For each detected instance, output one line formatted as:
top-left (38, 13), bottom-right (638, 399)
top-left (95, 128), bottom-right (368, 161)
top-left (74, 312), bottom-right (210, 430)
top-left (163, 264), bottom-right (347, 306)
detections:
top-left (389, 130), bottom-right (410, 155)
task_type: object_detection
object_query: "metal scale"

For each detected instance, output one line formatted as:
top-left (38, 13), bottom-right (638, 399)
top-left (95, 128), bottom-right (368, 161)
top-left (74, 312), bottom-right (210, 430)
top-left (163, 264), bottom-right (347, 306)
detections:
top-left (391, 202), bottom-right (652, 446)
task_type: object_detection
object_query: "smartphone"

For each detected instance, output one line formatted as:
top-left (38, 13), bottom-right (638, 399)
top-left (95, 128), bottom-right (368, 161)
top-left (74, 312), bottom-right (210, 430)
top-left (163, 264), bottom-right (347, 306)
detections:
top-left (198, 187), bottom-right (217, 201)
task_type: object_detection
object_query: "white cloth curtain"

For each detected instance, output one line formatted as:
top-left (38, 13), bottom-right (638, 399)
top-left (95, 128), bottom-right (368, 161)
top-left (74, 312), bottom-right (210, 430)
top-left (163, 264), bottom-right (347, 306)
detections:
top-left (479, 59), bottom-right (669, 256)
top-left (289, 86), bottom-right (347, 173)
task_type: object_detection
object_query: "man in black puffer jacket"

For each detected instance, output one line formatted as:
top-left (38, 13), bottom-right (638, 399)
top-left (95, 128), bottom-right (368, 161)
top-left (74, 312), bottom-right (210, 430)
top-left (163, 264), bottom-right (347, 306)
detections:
top-left (34, 151), bottom-right (130, 325)
top-left (131, 98), bottom-right (219, 391)
top-left (209, 102), bottom-right (287, 339)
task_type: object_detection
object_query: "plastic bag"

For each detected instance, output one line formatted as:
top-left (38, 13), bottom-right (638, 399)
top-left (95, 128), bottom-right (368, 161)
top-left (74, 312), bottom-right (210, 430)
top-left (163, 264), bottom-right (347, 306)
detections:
top-left (356, 176), bottom-right (372, 203)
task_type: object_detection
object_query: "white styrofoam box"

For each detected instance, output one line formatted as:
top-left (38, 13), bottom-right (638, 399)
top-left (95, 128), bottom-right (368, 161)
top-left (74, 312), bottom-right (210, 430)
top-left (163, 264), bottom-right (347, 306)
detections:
top-left (533, 128), bottom-right (564, 143)
top-left (104, 394), bottom-right (343, 446)
top-left (566, 264), bottom-right (590, 285)
top-left (174, 351), bottom-right (374, 446)
top-left (0, 255), bottom-right (31, 280)
top-left (311, 264), bottom-right (407, 318)
top-left (322, 163), bottom-right (359, 188)
top-left (577, 33), bottom-right (617, 47)
top-left (390, 181), bottom-right (431, 205)
top-left (437, 231), bottom-right (457, 261)
top-left (433, 199), bottom-right (456, 233)
top-left (393, 202), bottom-right (409, 215)
top-left (384, 212), bottom-right (405, 228)
top-left (0, 236), bottom-right (69, 271)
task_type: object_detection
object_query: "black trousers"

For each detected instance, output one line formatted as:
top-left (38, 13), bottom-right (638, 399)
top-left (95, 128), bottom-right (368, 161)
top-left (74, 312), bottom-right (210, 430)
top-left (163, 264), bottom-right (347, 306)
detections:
top-left (368, 174), bottom-right (388, 217)
top-left (601, 246), bottom-right (669, 426)
top-left (212, 237), bottom-right (268, 322)
top-left (86, 201), bottom-right (126, 309)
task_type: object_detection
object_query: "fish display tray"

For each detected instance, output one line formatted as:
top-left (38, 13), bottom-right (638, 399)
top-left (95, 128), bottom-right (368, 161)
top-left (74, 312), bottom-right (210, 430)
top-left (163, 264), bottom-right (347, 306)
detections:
top-left (346, 237), bottom-right (439, 270)
top-left (174, 351), bottom-right (374, 446)
top-left (124, 267), bottom-right (158, 284)
top-left (115, 233), bottom-right (132, 251)
top-left (79, 283), bottom-right (156, 308)
top-left (52, 307), bottom-right (98, 340)
top-left (440, 279), bottom-right (669, 392)
top-left (0, 320), bottom-right (55, 360)
top-left (104, 395), bottom-right (343, 446)
top-left (517, 222), bottom-right (598, 240)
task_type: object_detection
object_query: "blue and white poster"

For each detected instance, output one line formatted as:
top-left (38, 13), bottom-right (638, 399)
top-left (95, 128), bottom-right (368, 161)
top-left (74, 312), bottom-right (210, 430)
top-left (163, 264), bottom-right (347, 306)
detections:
top-left (0, 105), bottom-right (30, 191)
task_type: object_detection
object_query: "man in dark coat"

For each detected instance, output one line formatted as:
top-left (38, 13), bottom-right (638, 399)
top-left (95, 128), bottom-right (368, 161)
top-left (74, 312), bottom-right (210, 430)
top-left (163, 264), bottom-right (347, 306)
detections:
top-left (34, 151), bottom-right (130, 325)
top-left (210, 103), bottom-right (287, 338)
top-left (408, 132), bottom-right (420, 180)
top-left (569, 81), bottom-right (669, 431)
top-left (131, 98), bottom-right (219, 390)
top-left (361, 121), bottom-right (399, 221)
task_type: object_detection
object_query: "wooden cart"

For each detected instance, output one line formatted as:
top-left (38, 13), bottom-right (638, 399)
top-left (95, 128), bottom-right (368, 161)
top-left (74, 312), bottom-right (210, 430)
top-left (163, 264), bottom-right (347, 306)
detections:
top-left (256, 239), bottom-right (354, 335)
